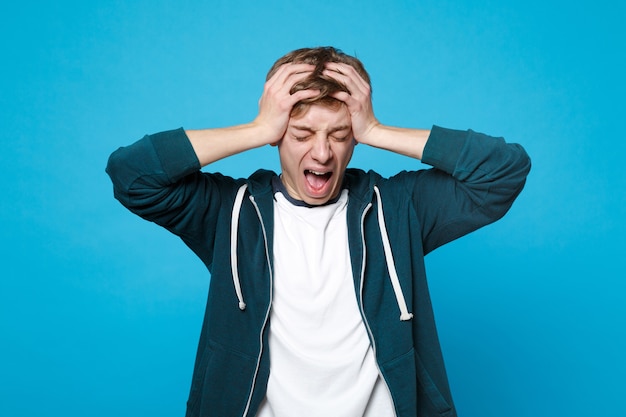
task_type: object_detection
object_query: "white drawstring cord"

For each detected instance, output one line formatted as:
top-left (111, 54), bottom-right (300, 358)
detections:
top-left (374, 186), bottom-right (414, 321)
top-left (231, 184), bottom-right (248, 310)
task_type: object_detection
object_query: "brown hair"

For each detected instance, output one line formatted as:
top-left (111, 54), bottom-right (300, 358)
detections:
top-left (266, 46), bottom-right (371, 117)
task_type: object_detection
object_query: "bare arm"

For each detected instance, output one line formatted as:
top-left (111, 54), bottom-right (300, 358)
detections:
top-left (356, 125), bottom-right (431, 160)
top-left (187, 63), bottom-right (319, 166)
top-left (185, 123), bottom-right (271, 167)
top-left (324, 62), bottom-right (430, 160)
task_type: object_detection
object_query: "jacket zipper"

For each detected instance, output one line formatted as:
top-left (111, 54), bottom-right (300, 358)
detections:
top-left (359, 202), bottom-right (398, 417)
top-left (241, 195), bottom-right (273, 417)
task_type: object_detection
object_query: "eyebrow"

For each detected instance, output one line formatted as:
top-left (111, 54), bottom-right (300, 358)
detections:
top-left (291, 124), bottom-right (351, 134)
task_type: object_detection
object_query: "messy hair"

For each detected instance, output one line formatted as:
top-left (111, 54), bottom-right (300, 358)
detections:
top-left (266, 46), bottom-right (371, 117)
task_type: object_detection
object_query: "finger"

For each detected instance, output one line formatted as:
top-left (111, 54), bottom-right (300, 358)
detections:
top-left (265, 64), bottom-right (315, 98)
top-left (267, 63), bottom-right (315, 88)
top-left (324, 70), bottom-right (369, 108)
top-left (289, 88), bottom-right (321, 104)
top-left (324, 63), bottom-right (370, 95)
top-left (276, 62), bottom-right (317, 75)
top-left (327, 90), bottom-right (353, 106)
top-left (324, 72), bottom-right (368, 102)
top-left (326, 62), bottom-right (366, 80)
top-left (324, 62), bottom-right (354, 76)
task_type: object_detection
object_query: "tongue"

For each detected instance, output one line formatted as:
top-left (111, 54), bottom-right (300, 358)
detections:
top-left (305, 171), bottom-right (331, 190)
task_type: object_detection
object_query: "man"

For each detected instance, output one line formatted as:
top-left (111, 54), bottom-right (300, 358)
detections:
top-left (106, 47), bottom-right (530, 417)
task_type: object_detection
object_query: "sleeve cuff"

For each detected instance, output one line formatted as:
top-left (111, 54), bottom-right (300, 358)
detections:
top-left (421, 125), bottom-right (468, 174)
top-left (149, 127), bottom-right (201, 182)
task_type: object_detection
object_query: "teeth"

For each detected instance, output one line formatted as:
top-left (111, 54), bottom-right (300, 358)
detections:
top-left (308, 170), bottom-right (327, 176)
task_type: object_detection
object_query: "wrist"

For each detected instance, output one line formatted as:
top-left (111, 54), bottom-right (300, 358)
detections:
top-left (355, 121), bottom-right (382, 145)
top-left (249, 119), bottom-right (286, 146)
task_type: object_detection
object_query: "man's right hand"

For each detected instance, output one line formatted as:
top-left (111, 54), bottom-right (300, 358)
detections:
top-left (252, 63), bottom-right (318, 145)
top-left (186, 63), bottom-right (317, 166)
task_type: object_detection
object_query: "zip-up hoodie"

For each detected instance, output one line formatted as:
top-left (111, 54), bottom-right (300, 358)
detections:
top-left (106, 125), bottom-right (531, 417)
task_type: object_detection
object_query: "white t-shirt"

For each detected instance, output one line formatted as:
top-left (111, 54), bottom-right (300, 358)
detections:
top-left (256, 188), bottom-right (395, 417)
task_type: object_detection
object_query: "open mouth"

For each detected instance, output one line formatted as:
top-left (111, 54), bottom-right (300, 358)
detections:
top-left (304, 169), bottom-right (333, 191)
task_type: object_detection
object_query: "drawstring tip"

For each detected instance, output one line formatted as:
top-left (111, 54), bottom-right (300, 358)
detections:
top-left (400, 312), bottom-right (414, 321)
top-left (238, 301), bottom-right (247, 311)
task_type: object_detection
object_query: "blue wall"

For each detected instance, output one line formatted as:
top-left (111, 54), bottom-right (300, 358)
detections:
top-left (1, 1), bottom-right (624, 416)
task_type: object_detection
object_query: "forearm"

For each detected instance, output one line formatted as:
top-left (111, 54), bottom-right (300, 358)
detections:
top-left (186, 123), bottom-right (272, 167)
top-left (360, 125), bottom-right (431, 160)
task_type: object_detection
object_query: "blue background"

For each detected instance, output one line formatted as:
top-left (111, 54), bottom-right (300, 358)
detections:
top-left (1, 1), bottom-right (624, 416)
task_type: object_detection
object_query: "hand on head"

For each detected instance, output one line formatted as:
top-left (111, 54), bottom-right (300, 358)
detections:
top-left (253, 63), bottom-right (319, 145)
top-left (323, 62), bottom-right (380, 144)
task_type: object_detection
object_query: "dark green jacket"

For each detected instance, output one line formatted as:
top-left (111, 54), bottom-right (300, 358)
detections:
top-left (106, 125), bottom-right (530, 417)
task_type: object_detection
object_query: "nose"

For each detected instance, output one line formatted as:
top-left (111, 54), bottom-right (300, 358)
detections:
top-left (310, 135), bottom-right (332, 164)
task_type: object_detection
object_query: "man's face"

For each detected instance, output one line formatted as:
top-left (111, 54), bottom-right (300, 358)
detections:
top-left (278, 103), bottom-right (355, 206)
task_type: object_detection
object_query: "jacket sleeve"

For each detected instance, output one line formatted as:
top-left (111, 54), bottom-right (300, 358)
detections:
top-left (105, 128), bottom-right (235, 266)
top-left (413, 125), bottom-right (531, 254)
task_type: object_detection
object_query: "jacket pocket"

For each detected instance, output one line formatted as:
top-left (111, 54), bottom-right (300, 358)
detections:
top-left (187, 339), bottom-right (259, 417)
top-left (414, 352), bottom-right (454, 416)
top-left (379, 348), bottom-right (418, 416)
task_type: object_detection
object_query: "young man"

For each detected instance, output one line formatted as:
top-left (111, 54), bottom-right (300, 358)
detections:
top-left (106, 47), bottom-right (530, 417)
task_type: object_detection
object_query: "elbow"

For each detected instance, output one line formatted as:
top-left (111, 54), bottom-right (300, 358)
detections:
top-left (486, 147), bottom-right (532, 220)
top-left (500, 143), bottom-right (532, 195)
top-left (105, 147), bottom-right (125, 184)
top-left (516, 144), bottom-right (532, 178)
top-left (105, 146), bottom-right (142, 207)
top-left (513, 141), bottom-right (531, 171)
